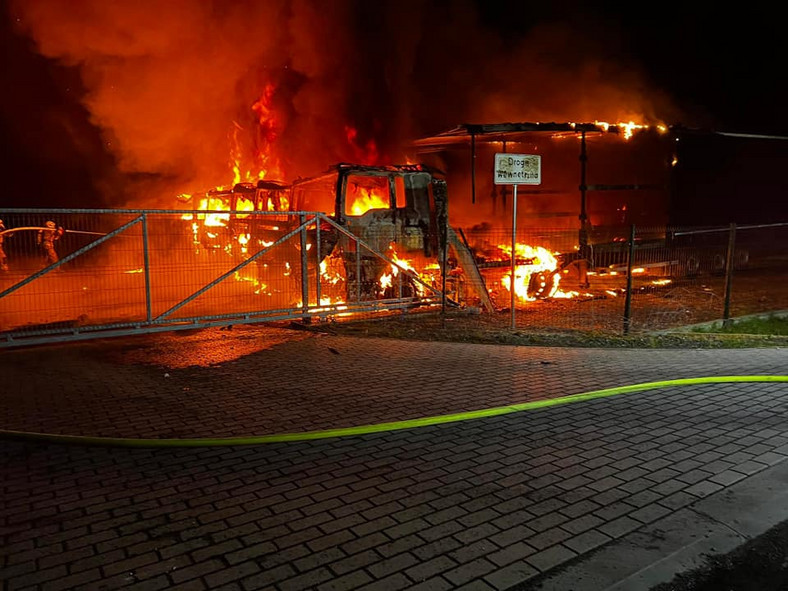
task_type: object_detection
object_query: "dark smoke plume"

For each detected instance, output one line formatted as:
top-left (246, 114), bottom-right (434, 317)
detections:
top-left (10, 0), bottom-right (678, 207)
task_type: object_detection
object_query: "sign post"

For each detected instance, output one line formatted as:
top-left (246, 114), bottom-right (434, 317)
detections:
top-left (494, 153), bottom-right (541, 329)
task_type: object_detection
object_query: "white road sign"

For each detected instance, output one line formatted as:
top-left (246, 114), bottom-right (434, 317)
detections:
top-left (494, 153), bottom-right (541, 185)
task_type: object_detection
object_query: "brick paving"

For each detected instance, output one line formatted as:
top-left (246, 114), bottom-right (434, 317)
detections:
top-left (1, 328), bottom-right (788, 590)
top-left (0, 326), bottom-right (786, 438)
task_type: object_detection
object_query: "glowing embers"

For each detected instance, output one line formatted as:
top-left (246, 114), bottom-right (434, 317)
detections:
top-left (497, 243), bottom-right (579, 303)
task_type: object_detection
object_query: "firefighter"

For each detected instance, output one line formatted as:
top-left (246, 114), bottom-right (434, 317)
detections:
top-left (0, 219), bottom-right (8, 272)
top-left (38, 220), bottom-right (64, 266)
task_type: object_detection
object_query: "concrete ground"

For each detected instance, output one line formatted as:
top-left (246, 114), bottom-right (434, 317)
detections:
top-left (1, 325), bottom-right (787, 590)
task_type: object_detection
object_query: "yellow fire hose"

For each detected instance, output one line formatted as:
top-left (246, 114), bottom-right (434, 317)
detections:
top-left (1, 376), bottom-right (786, 448)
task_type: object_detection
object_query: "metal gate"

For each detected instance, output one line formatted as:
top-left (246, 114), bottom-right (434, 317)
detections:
top-left (0, 209), bottom-right (448, 348)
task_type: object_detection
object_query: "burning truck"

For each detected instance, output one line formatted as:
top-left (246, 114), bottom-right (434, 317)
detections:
top-left (177, 163), bottom-right (492, 311)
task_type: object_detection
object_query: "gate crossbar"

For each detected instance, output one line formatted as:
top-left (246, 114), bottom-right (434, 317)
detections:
top-left (154, 214), bottom-right (317, 321)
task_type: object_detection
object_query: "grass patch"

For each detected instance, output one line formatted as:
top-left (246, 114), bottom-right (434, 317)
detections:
top-left (295, 310), bottom-right (788, 348)
top-left (691, 315), bottom-right (788, 335)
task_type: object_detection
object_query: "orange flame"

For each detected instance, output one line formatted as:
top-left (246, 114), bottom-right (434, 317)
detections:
top-left (251, 83), bottom-right (283, 181)
top-left (499, 243), bottom-right (578, 302)
top-left (591, 119), bottom-right (660, 140)
top-left (349, 186), bottom-right (389, 216)
top-left (235, 196), bottom-right (255, 218)
top-left (197, 196), bottom-right (231, 227)
top-left (379, 244), bottom-right (432, 297)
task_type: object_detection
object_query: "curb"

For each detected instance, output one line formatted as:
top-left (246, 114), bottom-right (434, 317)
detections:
top-left (512, 459), bottom-right (788, 590)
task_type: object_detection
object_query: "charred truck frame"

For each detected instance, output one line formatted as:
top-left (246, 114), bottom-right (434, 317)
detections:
top-left (290, 163), bottom-right (448, 300)
top-left (182, 163), bottom-right (467, 308)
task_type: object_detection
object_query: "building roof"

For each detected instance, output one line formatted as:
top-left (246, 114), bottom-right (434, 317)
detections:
top-left (412, 122), bottom-right (788, 151)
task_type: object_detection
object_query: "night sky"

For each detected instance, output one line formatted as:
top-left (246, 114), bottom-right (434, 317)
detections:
top-left (2, 0), bottom-right (786, 210)
top-left (481, 2), bottom-right (788, 131)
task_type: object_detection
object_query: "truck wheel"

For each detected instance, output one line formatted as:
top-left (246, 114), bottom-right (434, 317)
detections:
top-left (734, 249), bottom-right (750, 269)
top-left (682, 256), bottom-right (700, 277)
top-left (712, 253), bottom-right (726, 275)
top-left (528, 271), bottom-right (558, 299)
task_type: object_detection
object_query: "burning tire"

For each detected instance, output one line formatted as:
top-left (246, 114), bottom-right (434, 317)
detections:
top-left (528, 271), bottom-right (559, 299)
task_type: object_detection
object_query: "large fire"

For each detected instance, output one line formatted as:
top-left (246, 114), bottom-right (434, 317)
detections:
top-left (5, 0), bottom-right (694, 339)
top-left (161, 62), bottom-right (664, 315)
top-left (168, 77), bottom-right (417, 312)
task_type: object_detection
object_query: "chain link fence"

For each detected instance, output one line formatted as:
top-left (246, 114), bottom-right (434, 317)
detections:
top-left (2, 209), bottom-right (786, 346)
top-left (0, 209), bottom-right (447, 346)
top-left (453, 222), bottom-right (788, 335)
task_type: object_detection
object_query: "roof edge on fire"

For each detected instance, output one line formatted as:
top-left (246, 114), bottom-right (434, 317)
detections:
top-left (332, 162), bottom-right (443, 173)
top-left (412, 122), bottom-right (788, 150)
top-left (292, 162), bottom-right (446, 185)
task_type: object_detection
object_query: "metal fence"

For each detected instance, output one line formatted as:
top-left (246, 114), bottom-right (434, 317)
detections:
top-left (455, 222), bottom-right (788, 334)
top-left (2, 210), bottom-right (786, 347)
top-left (0, 209), bottom-right (447, 347)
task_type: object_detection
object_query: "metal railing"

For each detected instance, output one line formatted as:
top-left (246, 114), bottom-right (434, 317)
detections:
top-left (0, 209), bottom-right (449, 347)
top-left (2, 209), bottom-right (786, 346)
top-left (457, 222), bottom-right (788, 335)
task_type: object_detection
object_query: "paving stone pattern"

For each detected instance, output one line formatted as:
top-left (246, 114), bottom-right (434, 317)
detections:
top-left (1, 329), bottom-right (787, 438)
top-left (3, 379), bottom-right (788, 590)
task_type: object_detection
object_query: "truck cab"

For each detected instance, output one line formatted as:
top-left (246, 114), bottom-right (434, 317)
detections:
top-left (290, 163), bottom-right (447, 299)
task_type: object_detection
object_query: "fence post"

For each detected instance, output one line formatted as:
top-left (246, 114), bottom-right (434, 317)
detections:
top-left (623, 224), bottom-right (636, 335)
top-left (510, 185), bottom-right (518, 330)
top-left (299, 214), bottom-right (308, 317)
top-left (723, 222), bottom-right (737, 326)
top-left (441, 207), bottom-right (448, 318)
top-left (142, 213), bottom-right (152, 323)
top-left (315, 214), bottom-right (321, 306)
top-left (398, 268), bottom-right (405, 317)
top-left (356, 238), bottom-right (362, 302)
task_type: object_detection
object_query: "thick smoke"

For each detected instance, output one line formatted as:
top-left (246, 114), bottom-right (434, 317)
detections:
top-left (11, 0), bottom-right (678, 208)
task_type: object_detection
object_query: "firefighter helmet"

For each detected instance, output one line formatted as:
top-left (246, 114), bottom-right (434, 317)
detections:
top-left (45, 221), bottom-right (56, 229)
